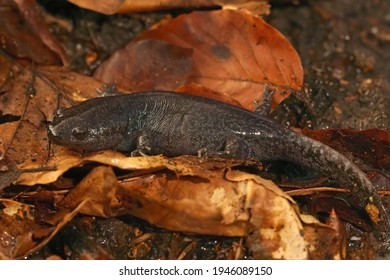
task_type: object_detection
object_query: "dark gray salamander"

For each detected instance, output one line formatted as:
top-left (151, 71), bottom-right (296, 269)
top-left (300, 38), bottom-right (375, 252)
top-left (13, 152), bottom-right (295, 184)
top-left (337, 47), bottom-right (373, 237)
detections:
top-left (48, 91), bottom-right (389, 231)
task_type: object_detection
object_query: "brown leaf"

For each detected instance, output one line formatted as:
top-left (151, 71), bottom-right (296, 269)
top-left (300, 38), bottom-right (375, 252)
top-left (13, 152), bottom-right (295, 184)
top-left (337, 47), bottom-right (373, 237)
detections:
top-left (0, 194), bottom-right (88, 259)
top-left (326, 209), bottom-right (347, 259)
top-left (0, 55), bottom-right (19, 94)
top-left (0, 200), bottom-right (50, 259)
top-left (0, 0), bottom-right (68, 65)
top-left (16, 151), bottom-right (240, 185)
top-left (67, 0), bottom-right (270, 14)
top-left (95, 39), bottom-right (193, 92)
top-left (176, 84), bottom-right (242, 107)
top-left (56, 166), bottom-right (121, 217)
top-left (306, 193), bottom-right (373, 232)
top-left (94, 10), bottom-right (303, 111)
top-left (299, 214), bottom-right (342, 260)
top-left (0, 57), bottom-right (104, 179)
top-left (0, 156), bottom-right (22, 190)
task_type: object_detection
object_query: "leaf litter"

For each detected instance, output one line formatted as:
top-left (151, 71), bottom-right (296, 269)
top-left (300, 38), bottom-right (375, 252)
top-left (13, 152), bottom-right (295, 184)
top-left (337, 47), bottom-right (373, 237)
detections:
top-left (0, 1), bottom-right (388, 259)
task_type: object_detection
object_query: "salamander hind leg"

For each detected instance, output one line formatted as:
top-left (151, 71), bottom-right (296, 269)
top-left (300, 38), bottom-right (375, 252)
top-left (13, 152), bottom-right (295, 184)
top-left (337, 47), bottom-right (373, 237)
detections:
top-left (254, 85), bottom-right (275, 116)
top-left (197, 135), bottom-right (254, 160)
top-left (130, 129), bottom-right (153, 156)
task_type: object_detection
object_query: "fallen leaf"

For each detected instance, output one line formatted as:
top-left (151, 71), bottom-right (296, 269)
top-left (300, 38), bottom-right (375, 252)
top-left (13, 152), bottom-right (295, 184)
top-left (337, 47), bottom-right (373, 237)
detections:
top-left (0, 192), bottom-right (90, 259)
top-left (0, 156), bottom-right (21, 190)
top-left (306, 193), bottom-right (373, 232)
top-left (299, 214), bottom-right (342, 260)
top-left (0, 0), bottom-right (68, 65)
top-left (16, 150), bottom-right (245, 185)
top-left (326, 209), bottom-right (347, 259)
top-left (0, 200), bottom-right (46, 259)
top-left (95, 39), bottom-right (194, 91)
top-left (52, 157), bottom-right (339, 259)
top-left (0, 56), bottom-right (104, 175)
top-left (67, 0), bottom-right (270, 14)
top-left (94, 9), bottom-right (303, 111)
top-left (176, 84), bottom-right (242, 107)
top-left (0, 55), bottom-right (18, 94)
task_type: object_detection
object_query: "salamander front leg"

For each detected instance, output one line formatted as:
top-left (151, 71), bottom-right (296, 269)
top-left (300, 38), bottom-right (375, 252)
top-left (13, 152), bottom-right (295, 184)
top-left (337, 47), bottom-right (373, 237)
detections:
top-left (131, 130), bottom-right (153, 156)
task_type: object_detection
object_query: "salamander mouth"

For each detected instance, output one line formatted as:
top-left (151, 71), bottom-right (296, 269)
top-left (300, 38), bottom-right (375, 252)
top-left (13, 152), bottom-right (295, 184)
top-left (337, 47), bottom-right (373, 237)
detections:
top-left (47, 123), bottom-right (73, 147)
top-left (47, 124), bottom-right (68, 146)
top-left (47, 128), bottom-right (85, 152)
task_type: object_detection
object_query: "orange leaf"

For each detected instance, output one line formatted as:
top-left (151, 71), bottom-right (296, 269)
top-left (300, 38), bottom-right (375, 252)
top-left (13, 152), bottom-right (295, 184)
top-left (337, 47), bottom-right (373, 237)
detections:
top-left (95, 10), bottom-right (303, 111)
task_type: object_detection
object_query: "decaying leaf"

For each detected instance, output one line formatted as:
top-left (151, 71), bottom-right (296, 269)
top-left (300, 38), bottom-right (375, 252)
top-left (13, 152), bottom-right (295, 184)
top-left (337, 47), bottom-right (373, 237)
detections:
top-left (67, 0), bottom-right (270, 14)
top-left (0, 197), bottom-right (84, 259)
top-left (0, 55), bottom-right (18, 96)
top-left (94, 9), bottom-right (303, 111)
top-left (0, 200), bottom-right (46, 259)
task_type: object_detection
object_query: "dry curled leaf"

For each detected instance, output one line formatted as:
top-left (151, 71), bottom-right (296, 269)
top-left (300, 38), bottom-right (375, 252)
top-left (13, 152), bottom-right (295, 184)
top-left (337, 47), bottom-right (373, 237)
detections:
top-left (94, 9), bottom-right (303, 111)
top-left (53, 157), bottom-right (340, 259)
top-left (5, 151), bottom-right (342, 259)
top-left (16, 150), bottom-right (241, 185)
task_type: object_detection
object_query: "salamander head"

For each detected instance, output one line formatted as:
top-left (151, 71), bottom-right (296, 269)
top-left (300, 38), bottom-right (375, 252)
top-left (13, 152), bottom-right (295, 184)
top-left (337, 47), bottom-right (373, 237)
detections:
top-left (48, 99), bottom-right (128, 152)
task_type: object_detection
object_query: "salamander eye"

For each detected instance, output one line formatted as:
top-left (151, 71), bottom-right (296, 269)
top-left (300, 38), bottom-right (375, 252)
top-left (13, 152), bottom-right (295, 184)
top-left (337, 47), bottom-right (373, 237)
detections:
top-left (72, 127), bottom-right (88, 140)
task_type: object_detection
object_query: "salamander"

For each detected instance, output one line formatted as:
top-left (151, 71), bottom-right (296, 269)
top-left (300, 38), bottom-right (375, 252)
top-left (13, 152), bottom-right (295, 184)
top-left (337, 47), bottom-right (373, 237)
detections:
top-left (48, 90), bottom-right (389, 231)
